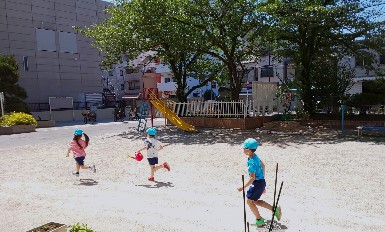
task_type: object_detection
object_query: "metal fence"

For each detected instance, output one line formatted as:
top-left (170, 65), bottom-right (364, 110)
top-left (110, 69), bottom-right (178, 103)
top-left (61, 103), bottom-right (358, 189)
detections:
top-left (172, 100), bottom-right (247, 118)
top-left (27, 102), bottom-right (113, 112)
top-left (168, 100), bottom-right (280, 118)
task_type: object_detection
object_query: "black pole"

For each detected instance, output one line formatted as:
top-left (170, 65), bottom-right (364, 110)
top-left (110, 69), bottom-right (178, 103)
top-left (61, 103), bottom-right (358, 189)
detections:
top-left (242, 175), bottom-right (247, 232)
top-left (247, 222), bottom-right (250, 232)
top-left (269, 181), bottom-right (284, 232)
top-left (272, 163), bottom-right (278, 215)
top-left (269, 164), bottom-right (278, 231)
top-left (268, 54), bottom-right (271, 83)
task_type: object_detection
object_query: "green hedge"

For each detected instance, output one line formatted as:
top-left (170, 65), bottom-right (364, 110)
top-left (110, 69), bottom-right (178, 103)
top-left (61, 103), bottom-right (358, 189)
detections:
top-left (1, 112), bottom-right (37, 127)
top-left (69, 223), bottom-right (94, 232)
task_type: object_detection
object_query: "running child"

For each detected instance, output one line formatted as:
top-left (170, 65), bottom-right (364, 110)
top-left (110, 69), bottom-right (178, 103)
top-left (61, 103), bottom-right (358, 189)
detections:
top-left (137, 127), bottom-right (170, 181)
top-left (237, 138), bottom-right (282, 226)
top-left (66, 129), bottom-right (96, 177)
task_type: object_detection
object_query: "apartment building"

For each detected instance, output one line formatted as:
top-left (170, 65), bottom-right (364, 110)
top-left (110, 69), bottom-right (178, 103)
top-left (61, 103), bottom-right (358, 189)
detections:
top-left (244, 53), bottom-right (385, 95)
top-left (0, 0), bottom-right (112, 107)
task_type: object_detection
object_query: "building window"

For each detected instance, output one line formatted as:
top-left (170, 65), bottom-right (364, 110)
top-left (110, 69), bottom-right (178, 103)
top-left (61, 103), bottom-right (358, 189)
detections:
top-left (36, 29), bottom-right (56, 51)
top-left (260, 65), bottom-right (273, 78)
top-left (120, 70), bottom-right (124, 76)
top-left (380, 55), bottom-right (385, 65)
top-left (164, 77), bottom-right (171, 83)
top-left (121, 84), bottom-right (124, 90)
top-left (23, 56), bottom-right (29, 71)
top-left (59, 32), bottom-right (77, 53)
top-left (128, 81), bottom-right (140, 90)
top-left (108, 70), bottom-right (114, 76)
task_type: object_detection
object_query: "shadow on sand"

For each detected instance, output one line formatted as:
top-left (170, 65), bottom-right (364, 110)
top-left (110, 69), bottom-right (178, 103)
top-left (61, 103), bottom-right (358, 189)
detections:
top-left (249, 219), bottom-right (288, 231)
top-left (136, 181), bottom-right (174, 189)
top-left (77, 178), bottom-right (98, 186)
top-left (114, 126), bottom-right (385, 149)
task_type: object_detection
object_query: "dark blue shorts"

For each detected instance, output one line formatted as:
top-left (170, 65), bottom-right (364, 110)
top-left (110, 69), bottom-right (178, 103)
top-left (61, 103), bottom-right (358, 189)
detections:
top-left (246, 179), bottom-right (266, 201)
top-left (147, 157), bottom-right (158, 165)
top-left (74, 156), bottom-right (85, 166)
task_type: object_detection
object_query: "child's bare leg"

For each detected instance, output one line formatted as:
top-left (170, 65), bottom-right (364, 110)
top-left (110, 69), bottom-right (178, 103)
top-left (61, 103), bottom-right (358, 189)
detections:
top-left (75, 163), bottom-right (80, 173)
top-left (154, 165), bottom-right (163, 172)
top-left (80, 165), bottom-right (90, 169)
top-left (150, 165), bottom-right (155, 177)
top-left (150, 165), bottom-right (163, 177)
top-left (247, 199), bottom-right (262, 219)
top-left (257, 200), bottom-right (282, 220)
top-left (256, 200), bottom-right (273, 211)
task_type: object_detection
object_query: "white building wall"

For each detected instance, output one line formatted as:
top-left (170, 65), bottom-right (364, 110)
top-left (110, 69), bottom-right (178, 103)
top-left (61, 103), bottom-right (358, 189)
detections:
top-left (347, 82), bottom-right (363, 95)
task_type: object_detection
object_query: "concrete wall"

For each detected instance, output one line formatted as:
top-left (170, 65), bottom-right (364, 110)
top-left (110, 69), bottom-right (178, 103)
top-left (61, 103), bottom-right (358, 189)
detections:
top-left (31, 108), bottom-right (115, 121)
top-left (0, 0), bottom-right (111, 104)
top-left (181, 116), bottom-right (275, 130)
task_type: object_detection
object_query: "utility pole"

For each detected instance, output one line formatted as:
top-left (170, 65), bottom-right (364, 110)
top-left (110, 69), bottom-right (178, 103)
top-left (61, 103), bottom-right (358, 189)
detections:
top-left (0, 92), bottom-right (5, 123)
top-left (268, 53), bottom-right (271, 83)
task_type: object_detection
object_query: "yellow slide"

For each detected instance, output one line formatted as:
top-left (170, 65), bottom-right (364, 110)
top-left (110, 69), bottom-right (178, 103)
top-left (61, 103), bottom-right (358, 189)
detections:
top-left (147, 91), bottom-right (196, 132)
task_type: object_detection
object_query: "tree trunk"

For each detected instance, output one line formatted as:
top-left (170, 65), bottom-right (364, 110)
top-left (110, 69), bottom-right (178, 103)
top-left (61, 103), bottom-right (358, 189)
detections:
top-left (176, 86), bottom-right (187, 103)
top-left (227, 61), bottom-right (242, 101)
top-left (300, 68), bottom-right (315, 116)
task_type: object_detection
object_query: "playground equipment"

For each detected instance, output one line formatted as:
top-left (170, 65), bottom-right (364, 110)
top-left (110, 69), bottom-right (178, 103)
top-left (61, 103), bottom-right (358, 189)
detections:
top-left (138, 88), bottom-right (196, 132)
top-left (137, 101), bottom-right (149, 132)
top-left (147, 89), bottom-right (196, 132)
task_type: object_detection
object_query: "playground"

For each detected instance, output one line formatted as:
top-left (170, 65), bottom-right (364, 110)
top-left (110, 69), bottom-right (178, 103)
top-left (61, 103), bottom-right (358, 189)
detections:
top-left (0, 124), bottom-right (384, 232)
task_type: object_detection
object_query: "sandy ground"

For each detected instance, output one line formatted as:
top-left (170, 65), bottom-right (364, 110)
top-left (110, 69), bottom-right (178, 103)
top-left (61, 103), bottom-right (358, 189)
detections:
top-left (0, 125), bottom-right (385, 232)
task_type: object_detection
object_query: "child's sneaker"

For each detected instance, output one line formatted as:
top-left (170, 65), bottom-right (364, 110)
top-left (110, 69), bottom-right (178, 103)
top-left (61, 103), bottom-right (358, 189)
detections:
top-left (255, 218), bottom-right (265, 226)
top-left (72, 172), bottom-right (79, 177)
top-left (89, 165), bottom-right (96, 173)
top-left (163, 162), bottom-right (170, 171)
top-left (274, 206), bottom-right (282, 221)
top-left (148, 177), bottom-right (155, 181)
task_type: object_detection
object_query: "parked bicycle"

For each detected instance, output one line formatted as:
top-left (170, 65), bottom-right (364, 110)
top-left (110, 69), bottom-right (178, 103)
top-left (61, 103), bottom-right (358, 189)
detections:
top-left (113, 107), bottom-right (126, 122)
top-left (82, 110), bottom-right (97, 124)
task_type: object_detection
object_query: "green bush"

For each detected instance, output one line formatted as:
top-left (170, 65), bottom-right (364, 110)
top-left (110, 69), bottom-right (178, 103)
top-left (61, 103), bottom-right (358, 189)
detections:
top-left (295, 108), bottom-right (310, 120)
top-left (68, 223), bottom-right (94, 232)
top-left (1, 112), bottom-right (37, 127)
top-left (279, 113), bottom-right (294, 121)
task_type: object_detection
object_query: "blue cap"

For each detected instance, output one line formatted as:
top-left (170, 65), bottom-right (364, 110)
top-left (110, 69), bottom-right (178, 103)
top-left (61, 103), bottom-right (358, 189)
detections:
top-left (146, 127), bottom-right (156, 136)
top-left (243, 138), bottom-right (258, 149)
top-left (74, 129), bottom-right (83, 136)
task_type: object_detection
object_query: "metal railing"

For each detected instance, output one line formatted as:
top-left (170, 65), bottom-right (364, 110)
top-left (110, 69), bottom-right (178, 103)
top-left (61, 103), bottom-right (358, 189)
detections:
top-left (27, 102), bottom-right (117, 112)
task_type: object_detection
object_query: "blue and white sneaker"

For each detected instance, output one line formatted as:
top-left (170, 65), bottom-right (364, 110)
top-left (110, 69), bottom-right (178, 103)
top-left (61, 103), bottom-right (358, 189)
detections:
top-left (72, 172), bottom-right (79, 177)
top-left (89, 165), bottom-right (96, 173)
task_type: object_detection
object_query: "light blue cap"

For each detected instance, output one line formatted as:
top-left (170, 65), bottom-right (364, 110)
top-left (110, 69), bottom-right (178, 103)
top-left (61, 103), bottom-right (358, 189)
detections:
top-left (74, 129), bottom-right (83, 136)
top-left (146, 127), bottom-right (156, 136)
top-left (243, 138), bottom-right (258, 149)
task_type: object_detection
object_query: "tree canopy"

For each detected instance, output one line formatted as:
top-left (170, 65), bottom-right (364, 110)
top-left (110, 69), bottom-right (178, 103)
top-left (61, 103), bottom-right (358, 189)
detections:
top-left (0, 54), bottom-right (29, 113)
top-left (261, 0), bottom-right (385, 115)
top-left (79, 0), bottom-right (223, 102)
top-left (179, 0), bottom-right (267, 100)
top-left (80, 0), bottom-right (385, 110)
top-left (79, 0), bottom-right (269, 102)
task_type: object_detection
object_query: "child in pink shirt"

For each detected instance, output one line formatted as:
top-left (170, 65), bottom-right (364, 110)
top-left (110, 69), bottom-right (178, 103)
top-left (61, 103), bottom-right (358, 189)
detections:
top-left (66, 129), bottom-right (96, 177)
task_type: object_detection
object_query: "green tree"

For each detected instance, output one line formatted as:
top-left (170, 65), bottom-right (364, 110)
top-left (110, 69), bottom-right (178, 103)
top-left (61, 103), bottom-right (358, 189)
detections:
top-left (346, 79), bottom-right (385, 115)
top-left (261, 0), bottom-right (385, 116)
top-left (312, 56), bottom-right (355, 113)
top-left (181, 0), bottom-right (267, 100)
top-left (78, 0), bottom-right (221, 102)
top-left (0, 54), bottom-right (29, 113)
